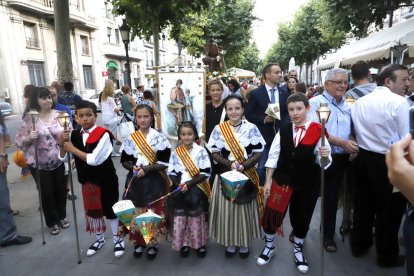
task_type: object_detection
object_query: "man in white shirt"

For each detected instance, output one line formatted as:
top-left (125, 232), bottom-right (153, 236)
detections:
top-left (350, 64), bottom-right (410, 268)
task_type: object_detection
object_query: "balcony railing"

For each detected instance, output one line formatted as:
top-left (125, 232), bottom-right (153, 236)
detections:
top-left (26, 37), bottom-right (40, 48)
top-left (8, 0), bottom-right (81, 12)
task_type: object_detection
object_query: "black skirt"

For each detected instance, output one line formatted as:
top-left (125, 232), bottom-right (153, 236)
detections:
top-left (125, 171), bottom-right (167, 208)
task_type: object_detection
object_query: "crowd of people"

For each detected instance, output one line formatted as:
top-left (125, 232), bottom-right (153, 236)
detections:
top-left (0, 61), bottom-right (413, 275)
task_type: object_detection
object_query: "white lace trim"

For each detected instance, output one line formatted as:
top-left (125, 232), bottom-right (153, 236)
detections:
top-left (207, 120), bottom-right (265, 153)
top-left (122, 128), bottom-right (171, 166)
top-left (168, 143), bottom-right (211, 183)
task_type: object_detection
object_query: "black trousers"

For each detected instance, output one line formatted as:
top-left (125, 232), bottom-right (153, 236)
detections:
top-left (323, 154), bottom-right (349, 241)
top-left (262, 184), bottom-right (319, 238)
top-left (350, 148), bottom-right (406, 263)
top-left (29, 163), bottom-right (67, 228)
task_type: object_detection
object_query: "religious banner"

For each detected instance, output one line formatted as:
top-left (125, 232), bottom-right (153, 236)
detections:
top-left (158, 71), bottom-right (205, 140)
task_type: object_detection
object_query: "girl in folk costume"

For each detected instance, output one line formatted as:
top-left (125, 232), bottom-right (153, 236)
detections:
top-left (257, 93), bottom-right (331, 273)
top-left (118, 104), bottom-right (171, 260)
top-left (207, 95), bottom-right (266, 258)
top-left (59, 100), bottom-right (124, 258)
top-left (167, 121), bottom-right (211, 258)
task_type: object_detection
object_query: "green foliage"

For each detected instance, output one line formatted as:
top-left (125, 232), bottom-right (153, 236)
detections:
top-left (322, 0), bottom-right (413, 38)
top-left (265, 2), bottom-right (332, 70)
top-left (236, 42), bottom-right (262, 74)
top-left (112, 0), bottom-right (210, 39)
top-left (205, 0), bottom-right (257, 68)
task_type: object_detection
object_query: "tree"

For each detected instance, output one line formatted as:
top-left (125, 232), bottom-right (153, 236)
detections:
top-left (237, 42), bottom-right (261, 74)
top-left (113, 0), bottom-right (210, 67)
top-left (54, 0), bottom-right (73, 84)
top-left (322, 0), bottom-right (413, 38)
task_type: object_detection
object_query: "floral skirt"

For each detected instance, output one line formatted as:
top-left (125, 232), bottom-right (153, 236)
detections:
top-left (172, 213), bottom-right (209, 251)
top-left (118, 199), bottom-right (166, 247)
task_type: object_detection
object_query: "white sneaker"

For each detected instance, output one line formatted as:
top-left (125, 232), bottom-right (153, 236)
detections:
top-left (114, 239), bottom-right (125, 258)
top-left (87, 238), bottom-right (105, 256)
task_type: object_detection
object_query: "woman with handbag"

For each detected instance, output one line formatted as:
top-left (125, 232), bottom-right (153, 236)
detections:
top-left (15, 87), bottom-right (71, 235)
top-left (207, 95), bottom-right (266, 258)
top-left (118, 104), bottom-right (171, 260)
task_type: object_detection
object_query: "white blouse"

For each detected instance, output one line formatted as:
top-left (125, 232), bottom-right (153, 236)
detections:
top-left (168, 142), bottom-right (211, 183)
top-left (206, 119), bottom-right (266, 161)
top-left (122, 128), bottom-right (171, 166)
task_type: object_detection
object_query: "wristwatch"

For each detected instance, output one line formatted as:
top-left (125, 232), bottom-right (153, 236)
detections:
top-left (0, 153), bottom-right (8, 159)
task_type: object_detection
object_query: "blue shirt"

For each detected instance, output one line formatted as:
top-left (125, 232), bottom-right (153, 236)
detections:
top-left (54, 103), bottom-right (73, 123)
top-left (308, 91), bottom-right (352, 155)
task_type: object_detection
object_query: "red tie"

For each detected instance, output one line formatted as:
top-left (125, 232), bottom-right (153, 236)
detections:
top-left (294, 125), bottom-right (306, 132)
top-left (294, 125), bottom-right (306, 147)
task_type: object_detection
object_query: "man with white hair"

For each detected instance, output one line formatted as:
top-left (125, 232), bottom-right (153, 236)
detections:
top-left (308, 68), bottom-right (358, 253)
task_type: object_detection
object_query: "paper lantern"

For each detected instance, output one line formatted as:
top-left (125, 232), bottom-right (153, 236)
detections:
top-left (112, 200), bottom-right (135, 230)
top-left (220, 170), bottom-right (249, 201)
top-left (135, 210), bottom-right (162, 244)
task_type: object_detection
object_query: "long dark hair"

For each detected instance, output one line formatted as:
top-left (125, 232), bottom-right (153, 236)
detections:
top-left (224, 94), bottom-right (245, 109)
top-left (28, 87), bottom-right (54, 111)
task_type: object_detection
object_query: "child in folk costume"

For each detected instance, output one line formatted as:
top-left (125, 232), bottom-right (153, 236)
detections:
top-left (118, 104), bottom-right (171, 260)
top-left (59, 100), bottom-right (124, 258)
top-left (257, 93), bottom-right (331, 273)
top-left (207, 95), bottom-right (266, 258)
top-left (167, 122), bottom-right (211, 258)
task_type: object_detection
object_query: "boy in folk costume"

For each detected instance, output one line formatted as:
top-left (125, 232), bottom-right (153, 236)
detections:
top-left (60, 100), bottom-right (124, 258)
top-left (257, 93), bottom-right (331, 274)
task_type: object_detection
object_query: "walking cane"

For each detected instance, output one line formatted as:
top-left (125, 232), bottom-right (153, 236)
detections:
top-left (27, 110), bottom-right (46, 245)
top-left (57, 112), bottom-right (81, 264)
top-left (316, 103), bottom-right (331, 276)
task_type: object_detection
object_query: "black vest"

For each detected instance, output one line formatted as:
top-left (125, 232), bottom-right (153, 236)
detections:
top-left (273, 124), bottom-right (320, 191)
top-left (71, 129), bottom-right (118, 186)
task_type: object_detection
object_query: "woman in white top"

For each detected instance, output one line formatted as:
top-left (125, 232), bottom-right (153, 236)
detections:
top-left (100, 79), bottom-right (120, 156)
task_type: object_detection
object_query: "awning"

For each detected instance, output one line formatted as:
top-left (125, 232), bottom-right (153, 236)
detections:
top-left (318, 17), bottom-right (414, 69)
top-left (106, 61), bottom-right (119, 70)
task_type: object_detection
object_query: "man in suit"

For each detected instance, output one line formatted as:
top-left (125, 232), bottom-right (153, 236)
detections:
top-left (245, 63), bottom-right (290, 185)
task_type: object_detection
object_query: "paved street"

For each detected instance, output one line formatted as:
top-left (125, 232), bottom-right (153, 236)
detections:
top-left (0, 115), bottom-right (406, 276)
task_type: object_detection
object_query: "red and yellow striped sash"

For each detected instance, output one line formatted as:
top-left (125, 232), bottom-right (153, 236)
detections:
top-left (130, 130), bottom-right (170, 188)
top-left (218, 121), bottom-right (264, 213)
top-left (175, 145), bottom-right (211, 199)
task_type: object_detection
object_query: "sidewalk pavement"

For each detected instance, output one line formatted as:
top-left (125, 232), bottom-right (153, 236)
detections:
top-left (0, 151), bottom-right (406, 276)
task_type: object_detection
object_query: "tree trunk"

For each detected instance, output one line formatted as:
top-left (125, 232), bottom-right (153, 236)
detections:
top-left (54, 0), bottom-right (73, 84)
top-left (305, 63), bottom-right (309, 85)
top-left (152, 22), bottom-right (160, 67)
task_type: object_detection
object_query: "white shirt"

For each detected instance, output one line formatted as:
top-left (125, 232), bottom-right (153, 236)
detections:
top-left (265, 121), bottom-right (332, 169)
top-left (58, 125), bottom-right (113, 166)
top-left (265, 83), bottom-right (279, 104)
top-left (351, 86), bottom-right (410, 154)
top-left (101, 96), bottom-right (118, 124)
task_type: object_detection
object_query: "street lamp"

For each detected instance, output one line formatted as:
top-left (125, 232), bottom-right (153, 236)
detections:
top-left (57, 111), bottom-right (82, 264)
top-left (27, 109), bottom-right (46, 245)
top-left (119, 18), bottom-right (131, 87)
top-left (316, 102), bottom-right (331, 276)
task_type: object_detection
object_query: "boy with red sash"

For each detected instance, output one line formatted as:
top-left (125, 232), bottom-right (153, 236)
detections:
top-left (257, 93), bottom-right (331, 274)
top-left (60, 100), bottom-right (124, 258)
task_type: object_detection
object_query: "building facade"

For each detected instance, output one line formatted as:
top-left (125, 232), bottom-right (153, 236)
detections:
top-left (0, 0), bottom-right (194, 114)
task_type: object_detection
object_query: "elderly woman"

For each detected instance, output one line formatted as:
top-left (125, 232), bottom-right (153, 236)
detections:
top-left (16, 87), bottom-right (71, 235)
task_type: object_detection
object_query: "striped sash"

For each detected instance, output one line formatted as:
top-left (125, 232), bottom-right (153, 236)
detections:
top-left (175, 145), bottom-right (211, 199)
top-left (218, 121), bottom-right (264, 214)
top-left (129, 130), bottom-right (170, 189)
